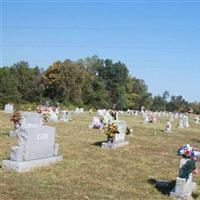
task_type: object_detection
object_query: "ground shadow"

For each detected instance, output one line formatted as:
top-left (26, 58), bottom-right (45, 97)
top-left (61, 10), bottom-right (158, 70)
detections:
top-left (192, 192), bottom-right (200, 199)
top-left (0, 132), bottom-right (9, 136)
top-left (191, 138), bottom-right (200, 143)
top-left (148, 178), bottom-right (176, 196)
top-left (92, 141), bottom-right (104, 147)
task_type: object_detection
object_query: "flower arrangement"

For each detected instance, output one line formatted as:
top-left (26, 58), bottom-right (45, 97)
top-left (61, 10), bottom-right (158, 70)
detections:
top-left (176, 144), bottom-right (200, 179)
top-left (176, 144), bottom-right (200, 160)
top-left (36, 105), bottom-right (51, 122)
top-left (109, 110), bottom-right (117, 120)
top-left (104, 123), bottom-right (119, 141)
top-left (126, 127), bottom-right (133, 135)
top-left (10, 111), bottom-right (22, 127)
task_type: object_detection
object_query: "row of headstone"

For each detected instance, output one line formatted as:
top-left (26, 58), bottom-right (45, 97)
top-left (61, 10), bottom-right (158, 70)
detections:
top-left (74, 108), bottom-right (84, 113)
top-left (36, 106), bottom-right (70, 122)
top-left (127, 109), bottom-right (139, 116)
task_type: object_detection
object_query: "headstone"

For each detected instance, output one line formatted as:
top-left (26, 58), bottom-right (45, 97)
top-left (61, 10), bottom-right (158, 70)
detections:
top-left (59, 111), bottom-right (68, 122)
top-left (170, 174), bottom-right (196, 200)
top-left (103, 111), bottom-right (114, 125)
top-left (170, 145), bottom-right (199, 200)
top-left (49, 111), bottom-right (58, 122)
top-left (20, 112), bottom-right (43, 127)
top-left (75, 108), bottom-right (80, 113)
top-left (152, 113), bottom-right (158, 123)
top-left (88, 117), bottom-right (103, 129)
top-left (141, 106), bottom-right (145, 114)
top-left (143, 113), bottom-right (149, 124)
top-left (169, 113), bottom-right (174, 122)
top-left (101, 121), bottom-right (129, 149)
top-left (164, 121), bottom-right (172, 133)
top-left (45, 100), bottom-right (50, 107)
top-left (9, 112), bottom-right (43, 137)
top-left (179, 117), bottom-right (184, 128)
top-left (97, 109), bottom-right (104, 116)
top-left (2, 112), bottom-right (63, 172)
top-left (4, 103), bottom-right (14, 113)
top-left (183, 115), bottom-right (190, 128)
top-left (80, 108), bottom-right (84, 113)
top-left (194, 115), bottom-right (199, 124)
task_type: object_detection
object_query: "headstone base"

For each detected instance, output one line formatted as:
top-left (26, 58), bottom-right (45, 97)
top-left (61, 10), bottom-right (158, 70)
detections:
top-left (164, 131), bottom-right (172, 134)
top-left (101, 140), bottom-right (129, 149)
top-left (170, 177), bottom-right (196, 200)
top-left (60, 119), bottom-right (68, 122)
top-left (2, 156), bottom-right (63, 172)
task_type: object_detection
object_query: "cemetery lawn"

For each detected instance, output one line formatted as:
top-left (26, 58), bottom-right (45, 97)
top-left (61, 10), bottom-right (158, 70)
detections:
top-left (0, 112), bottom-right (200, 200)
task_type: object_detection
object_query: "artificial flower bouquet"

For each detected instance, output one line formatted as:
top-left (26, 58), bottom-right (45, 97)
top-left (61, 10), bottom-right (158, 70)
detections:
top-left (176, 144), bottom-right (200, 179)
top-left (104, 123), bottom-right (119, 142)
top-left (36, 105), bottom-right (51, 122)
top-left (10, 111), bottom-right (21, 127)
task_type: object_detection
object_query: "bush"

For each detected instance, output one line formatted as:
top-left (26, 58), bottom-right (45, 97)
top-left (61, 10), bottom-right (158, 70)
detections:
top-left (15, 103), bottom-right (37, 111)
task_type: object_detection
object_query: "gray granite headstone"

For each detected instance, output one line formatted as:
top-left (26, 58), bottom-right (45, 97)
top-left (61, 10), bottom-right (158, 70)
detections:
top-left (20, 112), bottom-right (43, 127)
top-left (4, 104), bottom-right (14, 113)
top-left (101, 121), bottom-right (129, 149)
top-left (2, 112), bottom-right (63, 172)
top-left (9, 112), bottom-right (43, 137)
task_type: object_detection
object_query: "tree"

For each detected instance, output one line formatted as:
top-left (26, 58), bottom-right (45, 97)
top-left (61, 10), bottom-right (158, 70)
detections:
top-left (167, 95), bottom-right (189, 112)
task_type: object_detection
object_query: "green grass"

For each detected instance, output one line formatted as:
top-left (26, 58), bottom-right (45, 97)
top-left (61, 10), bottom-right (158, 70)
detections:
top-left (0, 111), bottom-right (200, 200)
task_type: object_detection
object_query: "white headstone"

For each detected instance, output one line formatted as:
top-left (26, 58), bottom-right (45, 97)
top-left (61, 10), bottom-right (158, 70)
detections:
top-left (80, 108), bottom-right (84, 113)
top-left (165, 121), bottom-right (172, 133)
top-left (75, 108), bottom-right (80, 113)
top-left (194, 115), bottom-right (199, 124)
top-left (4, 104), bottom-right (14, 113)
top-left (59, 111), bottom-right (68, 122)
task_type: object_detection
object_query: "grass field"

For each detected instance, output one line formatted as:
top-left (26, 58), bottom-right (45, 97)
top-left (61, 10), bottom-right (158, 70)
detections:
top-left (0, 111), bottom-right (200, 200)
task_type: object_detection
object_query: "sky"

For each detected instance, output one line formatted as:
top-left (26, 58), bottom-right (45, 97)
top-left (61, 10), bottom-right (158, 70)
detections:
top-left (1, 1), bottom-right (200, 102)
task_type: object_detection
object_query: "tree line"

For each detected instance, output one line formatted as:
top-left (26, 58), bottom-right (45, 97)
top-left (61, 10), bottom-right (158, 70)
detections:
top-left (0, 56), bottom-right (200, 113)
